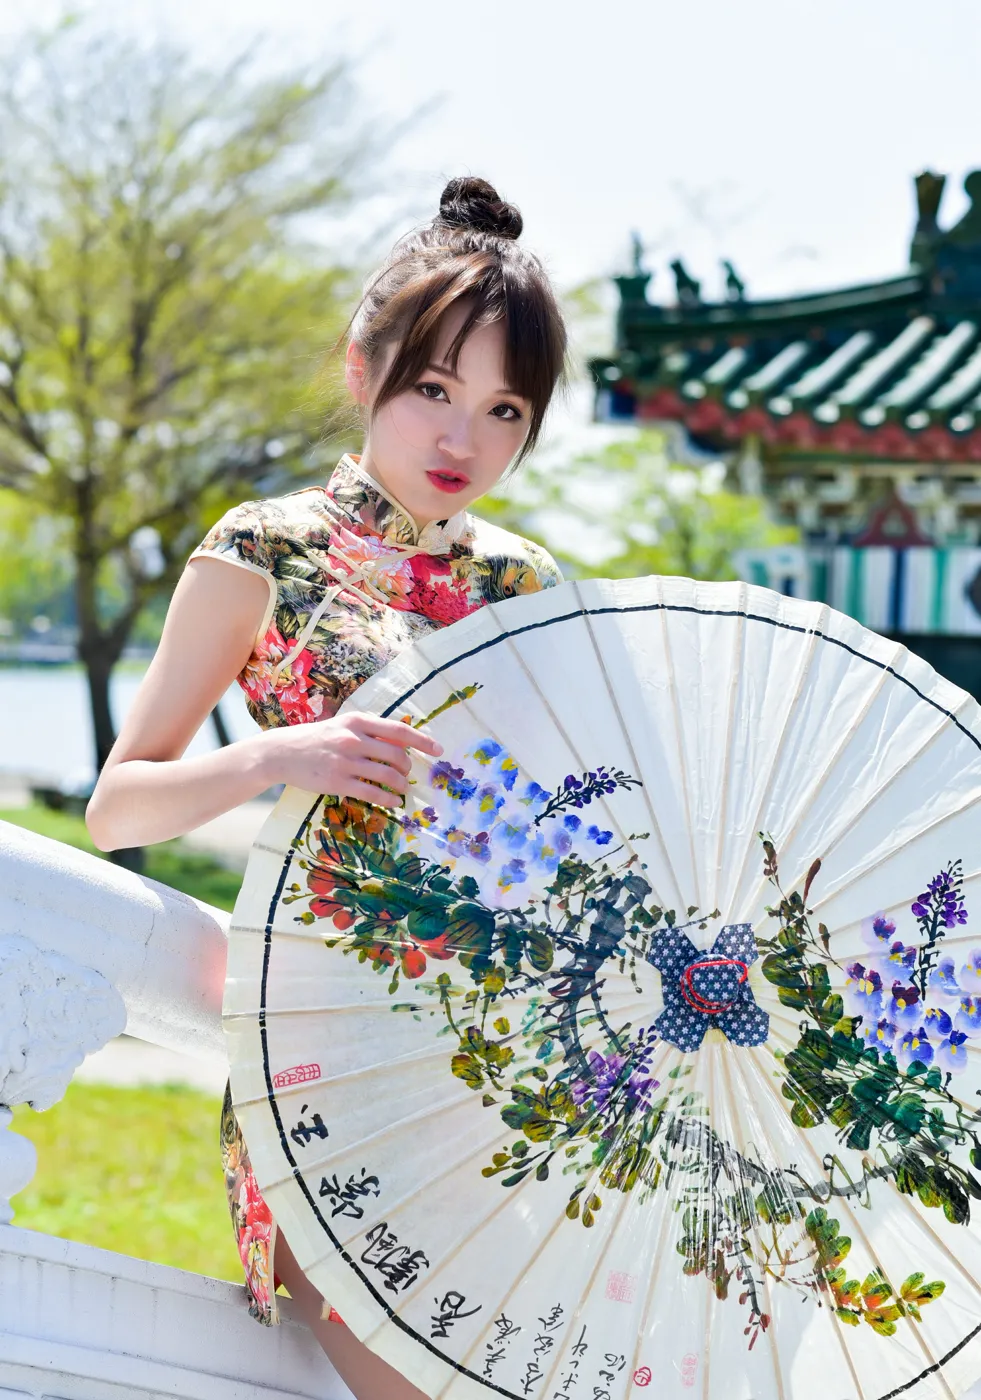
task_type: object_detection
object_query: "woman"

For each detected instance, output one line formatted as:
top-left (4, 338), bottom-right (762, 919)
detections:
top-left (86, 175), bottom-right (568, 1399)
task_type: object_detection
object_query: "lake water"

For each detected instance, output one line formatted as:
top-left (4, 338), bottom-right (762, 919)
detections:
top-left (0, 666), bottom-right (257, 788)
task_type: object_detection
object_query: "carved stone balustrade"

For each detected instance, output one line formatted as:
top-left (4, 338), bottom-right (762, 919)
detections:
top-left (0, 818), bottom-right (352, 1399)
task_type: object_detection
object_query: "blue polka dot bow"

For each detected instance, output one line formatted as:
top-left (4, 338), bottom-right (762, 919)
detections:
top-left (647, 923), bottom-right (770, 1053)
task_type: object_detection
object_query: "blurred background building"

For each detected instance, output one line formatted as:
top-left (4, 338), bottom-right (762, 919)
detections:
top-left (592, 170), bottom-right (981, 699)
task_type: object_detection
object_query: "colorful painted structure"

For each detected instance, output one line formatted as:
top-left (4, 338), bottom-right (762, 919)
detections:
top-left (590, 171), bottom-right (981, 695)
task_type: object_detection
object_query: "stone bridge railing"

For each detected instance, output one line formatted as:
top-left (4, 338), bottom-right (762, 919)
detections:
top-left (0, 818), bottom-right (351, 1400)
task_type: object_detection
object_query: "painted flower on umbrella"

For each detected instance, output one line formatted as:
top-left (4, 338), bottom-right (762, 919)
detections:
top-left (955, 996), bottom-right (981, 1038)
top-left (862, 912), bottom-right (897, 950)
top-left (912, 867), bottom-right (968, 930)
top-left (571, 1048), bottom-right (659, 1117)
top-left (958, 949), bottom-right (981, 997)
top-left (887, 982), bottom-right (922, 1026)
top-left (896, 1025), bottom-right (934, 1069)
top-left (937, 1029), bottom-right (969, 1072)
top-left (863, 1016), bottom-right (898, 1057)
top-left (929, 956), bottom-right (962, 1000)
top-left (843, 961), bottom-right (884, 1018)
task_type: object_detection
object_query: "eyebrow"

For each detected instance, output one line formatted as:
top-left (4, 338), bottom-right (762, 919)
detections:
top-left (425, 362), bottom-right (525, 399)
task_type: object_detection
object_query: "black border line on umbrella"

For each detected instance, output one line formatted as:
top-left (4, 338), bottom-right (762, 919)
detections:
top-left (255, 599), bottom-right (981, 1400)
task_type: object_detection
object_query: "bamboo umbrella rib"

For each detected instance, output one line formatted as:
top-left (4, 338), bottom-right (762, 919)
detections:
top-left (745, 1046), bottom-right (962, 1400)
top-left (710, 592), bottom-right (746, 918)
top-left (725, 1045), bottom-right (867, 1400)
top-left (657, 585), bottom-right (704, 913)
top-left (569, 577), bottom-right (689, 918)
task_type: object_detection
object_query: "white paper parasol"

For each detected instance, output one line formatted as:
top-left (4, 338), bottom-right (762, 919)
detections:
top-left (224, 576), bottom-right (981, 1400)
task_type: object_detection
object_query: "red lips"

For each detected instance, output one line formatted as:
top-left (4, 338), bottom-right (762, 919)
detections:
top-left (426, 469), bottom-right (470, 494)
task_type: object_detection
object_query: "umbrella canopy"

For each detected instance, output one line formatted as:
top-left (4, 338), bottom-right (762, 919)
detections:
top-left (225, 575), bottom-right (981, 1400)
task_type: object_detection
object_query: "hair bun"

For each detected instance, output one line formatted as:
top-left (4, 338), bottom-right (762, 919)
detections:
top-left (438, 176), bottom-right (523, 241)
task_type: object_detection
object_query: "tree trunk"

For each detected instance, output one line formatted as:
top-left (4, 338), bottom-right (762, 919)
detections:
top-left (211, 702), bottom-right (233, 748)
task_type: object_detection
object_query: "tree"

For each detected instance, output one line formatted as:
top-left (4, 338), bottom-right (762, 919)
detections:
top-left (0, 20), bottom-right (391, 782)
top-left (481, 428), bottom-right (797, 580)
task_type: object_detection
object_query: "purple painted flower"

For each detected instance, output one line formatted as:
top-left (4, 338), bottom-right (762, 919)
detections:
top-left (938, 1029), bottom-right (969, 1073)
top-left (844, 962), bottom-right (884, 1017)
top-left (923, 1005), bottom-right (953, 1038)
top-left (955, 996), bottom-right (981, 1037)
top-left (929, 956), bottom-right (961, 999)
top-left (897, 1026), bottom-right (933, 1069)
top-left (959, 949), bottom-right (981, 996)
top-left (887, 982), bottom-right (921, 1025)
top-left (882, 940), bottom-right (918, 974)
top-left (498, 858), bottom-right (527, 891)
top-left (912, 866), bottom-right (968, 929)
top-left (430, 761), bottom-right (478, 804)
top-left (862, 912), bottom-right (897, 949)
top-left (571, 1049), bottom-right (658, 1115)
top-left (863, 1016), bottom-right (898, 1057)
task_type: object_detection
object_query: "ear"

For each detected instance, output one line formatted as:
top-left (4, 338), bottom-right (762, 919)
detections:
top-left (345, 341), bottom-right (369, 404)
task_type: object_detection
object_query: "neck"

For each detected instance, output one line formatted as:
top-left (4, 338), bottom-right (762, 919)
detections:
top-left (353, 450), bottom-right (438, 531)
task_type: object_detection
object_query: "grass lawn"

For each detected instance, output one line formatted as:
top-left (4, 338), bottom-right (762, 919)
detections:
top-left (12, 1082), bottom-right (242, 1281)
top-left (0, 802), bottom-right (242, 911)
top-left (3, 805), bottom-right (243, 1277)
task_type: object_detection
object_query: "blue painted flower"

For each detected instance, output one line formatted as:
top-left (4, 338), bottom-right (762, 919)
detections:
top-left (955, 996), bottom-right (981, 1037)
top-left (498, 858), bottom-right (527, 891)
top-left (923, 1005), bottom-right (953, 1038)
top-left (862, 912), bottom-right (897, 950)
top-left (587, 825), bottom-right (613, 846)
top-left (476, 783), bottom-right (505, 818)
top-left (495, 819), bottom-right (529, 853)
top-left (844, 962), bottom-right (884, 1018)
top-left (563, 814), bottom-right (582, 832)
top-left (959, 949), bottom-right (981, 996)
top-left (882, 940), bottom-right (918, 975)
top-left (929, 955), bottom-right (961, 1000)
top-left (472, 739), bottom-right (503, 765)
top-left (863, 1017), bottom-right (898, 1057)
top-left (938, 1029), bottom-right (969, 1073)
top-left (887, 982), bottom-right (921, 1025)
top-left (520, 781), bottom-right (551, 809)
top-left (430, 761), bottom-right (478, 804)
top-left (897, 1026), bottom-right (933, 1069)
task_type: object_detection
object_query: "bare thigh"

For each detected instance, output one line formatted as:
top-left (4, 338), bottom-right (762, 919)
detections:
top-left (274, 1227), bottom-right (431, 1400)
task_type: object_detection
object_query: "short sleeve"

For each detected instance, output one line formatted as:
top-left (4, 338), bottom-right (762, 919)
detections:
top-left (524, 538), bottom-right (565, 589)
top-left (189, 500), bottom-right (279, 644)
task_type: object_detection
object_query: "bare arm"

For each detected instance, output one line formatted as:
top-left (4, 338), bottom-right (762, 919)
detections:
top-left (85, 556), bottom-right (442, 852)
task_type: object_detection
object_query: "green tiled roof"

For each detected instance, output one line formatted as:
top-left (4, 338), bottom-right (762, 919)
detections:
top-left (592, 172), bottom-right (981, 461)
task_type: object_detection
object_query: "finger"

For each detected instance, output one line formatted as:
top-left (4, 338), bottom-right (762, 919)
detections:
top-left (353, 714), bottom-right (443, 756)
top-left (338, 780), bottom-right (404, 809)
top-left (353, 758), bottom-right (410, 794)
top-left (356, 739), bottom-right (414, 776)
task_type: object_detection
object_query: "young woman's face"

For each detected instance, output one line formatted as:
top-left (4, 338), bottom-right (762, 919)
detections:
top-left (350, 302), bottom-right (530, 527)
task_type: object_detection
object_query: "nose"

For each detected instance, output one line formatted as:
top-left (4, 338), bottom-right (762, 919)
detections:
top-left (437, 410), bottom-right (477, 461)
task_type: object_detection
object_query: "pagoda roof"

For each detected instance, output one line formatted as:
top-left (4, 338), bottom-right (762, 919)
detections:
top-left (591, 171), bottom-right (981, 462)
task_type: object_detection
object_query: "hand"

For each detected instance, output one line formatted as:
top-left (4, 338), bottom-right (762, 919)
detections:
top-left (261, 711), bottom-right (443, 807)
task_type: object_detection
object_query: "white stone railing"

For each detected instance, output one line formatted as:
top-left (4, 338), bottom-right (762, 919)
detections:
top-left (0, 817), bottom-right (352, 1399)
top-left (0, 818), bottom-right (229, 1220)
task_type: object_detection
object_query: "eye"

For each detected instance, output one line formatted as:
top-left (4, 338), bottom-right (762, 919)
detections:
top-left (416, 381), bottom-right (448, 402)
top-left (491, 402), bottom-right (523, 422)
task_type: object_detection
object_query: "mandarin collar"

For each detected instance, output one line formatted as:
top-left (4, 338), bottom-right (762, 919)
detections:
top-left (325, 454), bottom-right (472, 555)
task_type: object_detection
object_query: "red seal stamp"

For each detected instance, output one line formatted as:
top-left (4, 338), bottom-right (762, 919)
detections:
top-left (680, 1353), bottom-right (699, 1388)
top-left (634, 1366), bottom-right (652, 1387)
top-left (273, 1062), bottom-right (321, 1089)
top-left (605, 1270), bottom-right (637, 1303)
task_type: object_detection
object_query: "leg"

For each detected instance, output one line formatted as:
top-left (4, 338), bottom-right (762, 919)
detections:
top-left (273, 1227), bottom-right (431, 1400)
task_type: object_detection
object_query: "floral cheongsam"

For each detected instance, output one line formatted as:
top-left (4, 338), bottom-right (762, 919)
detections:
top-left (192, 453), bottom-right (562, 1324)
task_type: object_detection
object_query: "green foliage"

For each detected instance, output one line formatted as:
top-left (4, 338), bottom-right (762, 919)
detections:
top-left (0, 491), bottom-right (74, 633)
top-left (480, 429), bottom-right (796, 581)
top-left (805, 1208), bottom-right (944, 1334)
top-left (0, 18), bottom-right (393, 755)
top-left (12, 1081), bottom-right (241, 1281)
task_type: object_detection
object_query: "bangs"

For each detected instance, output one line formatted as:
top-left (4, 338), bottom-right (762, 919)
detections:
top-left (366, 250), bottom-right (567, 463)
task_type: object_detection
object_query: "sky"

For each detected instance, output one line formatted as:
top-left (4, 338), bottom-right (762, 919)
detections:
top-left (4, 0), bottom-right (979, 309)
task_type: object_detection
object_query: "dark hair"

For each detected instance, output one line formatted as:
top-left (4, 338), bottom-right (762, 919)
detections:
top-left (349, 176), bottom-right (568, 465)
